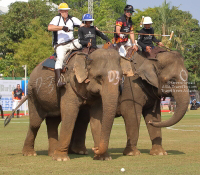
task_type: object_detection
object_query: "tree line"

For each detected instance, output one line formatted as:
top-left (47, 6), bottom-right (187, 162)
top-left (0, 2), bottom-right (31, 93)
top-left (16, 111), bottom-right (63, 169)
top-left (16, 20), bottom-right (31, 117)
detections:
top-left (0, 0), bottom-right (199, 89)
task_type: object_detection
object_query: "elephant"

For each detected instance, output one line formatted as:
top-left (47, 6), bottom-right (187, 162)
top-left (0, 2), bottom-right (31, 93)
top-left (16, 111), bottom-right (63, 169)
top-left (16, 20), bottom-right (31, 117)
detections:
top-left (69, 50), bottom-right (189, 157)
top-left (117, 50), bottom-right (190, 156)
top-left (13, 48), bottom-right (133, 161)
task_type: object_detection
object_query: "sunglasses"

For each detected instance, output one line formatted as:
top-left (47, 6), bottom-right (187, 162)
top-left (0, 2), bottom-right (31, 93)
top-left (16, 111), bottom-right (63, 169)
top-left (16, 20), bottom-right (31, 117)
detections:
top-left (126, 10), bottom-right (133, 14)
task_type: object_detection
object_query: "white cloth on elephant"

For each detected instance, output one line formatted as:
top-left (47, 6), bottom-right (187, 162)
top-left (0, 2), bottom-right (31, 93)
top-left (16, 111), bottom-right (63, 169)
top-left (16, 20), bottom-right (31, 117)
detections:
top-left (55, 39), bottom-right (82, 69)
top-left (12, 100), bottom-right (21, 110)
top-left (118, 39), bottom-right (135, 57)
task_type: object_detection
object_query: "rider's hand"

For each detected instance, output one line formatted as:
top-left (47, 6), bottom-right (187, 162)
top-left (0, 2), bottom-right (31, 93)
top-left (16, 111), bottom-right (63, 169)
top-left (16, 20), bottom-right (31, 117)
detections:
top-left (132, 44), bottom-right (138, 51)
top-left (146, 46), bottom-right (151, 53)
top-left (87, 42), bottom-right (91, 47)
top-left (62, 26), bottom-right (69, 32)
top-left (94, 26), bottom-right (100, 31)
top-left (158, 42), bottom-right (164, 47)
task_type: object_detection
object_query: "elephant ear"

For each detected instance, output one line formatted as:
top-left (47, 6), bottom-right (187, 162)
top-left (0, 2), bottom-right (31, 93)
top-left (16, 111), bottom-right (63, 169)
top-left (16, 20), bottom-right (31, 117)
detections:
top-left (120, 57), bottom-right (134, 77)
top-left (136, 59), bottom-right (158, 88)
top-left (74, 55), bottom-right (88, 83)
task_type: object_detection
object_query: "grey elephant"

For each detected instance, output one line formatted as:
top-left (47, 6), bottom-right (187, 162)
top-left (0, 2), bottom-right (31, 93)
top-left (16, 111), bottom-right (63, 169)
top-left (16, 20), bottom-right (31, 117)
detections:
top-left (117, 50), bottom-right (189, 156)
top-left (70, 50), bottom-right (189, 156)
top-left (6, 48), bottom-right (133, 161)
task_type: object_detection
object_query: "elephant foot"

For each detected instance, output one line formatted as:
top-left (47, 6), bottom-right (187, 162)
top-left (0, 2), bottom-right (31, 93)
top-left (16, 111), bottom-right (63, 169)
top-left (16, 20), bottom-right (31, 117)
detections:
top-left (22, 148), bottom-right (37, 156)
top-left (150, 145), bottom-right (168, 156)
top-left (93, 152), bottom-right (112, 161)
top-left (52, 150), bottom-right (70, 161)
top-left (123, 146), bottom-right (141, 156)
top-left (68, 146), bottom-right (88, 155)
top-left (48, 149), bottom-right (56, 157)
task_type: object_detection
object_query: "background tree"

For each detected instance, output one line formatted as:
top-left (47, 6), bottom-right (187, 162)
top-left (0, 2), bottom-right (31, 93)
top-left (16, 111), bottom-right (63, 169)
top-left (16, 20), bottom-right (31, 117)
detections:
top-left (0, 0), bottom-right (199, 90)
top-left (13, 19), bottom-right (54, 75)
top-left (0, 0), bottom-right (56, 77)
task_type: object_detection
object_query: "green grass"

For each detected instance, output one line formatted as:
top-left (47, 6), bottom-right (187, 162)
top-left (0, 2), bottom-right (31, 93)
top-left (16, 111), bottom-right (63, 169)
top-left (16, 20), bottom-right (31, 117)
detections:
top-left (0, 110), bottom-right (200, 175)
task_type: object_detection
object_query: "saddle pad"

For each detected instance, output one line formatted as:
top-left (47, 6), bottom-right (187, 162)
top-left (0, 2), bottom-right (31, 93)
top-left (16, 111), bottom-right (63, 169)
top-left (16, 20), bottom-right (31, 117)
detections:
top-left (42, 56), bottom-right (56, 69)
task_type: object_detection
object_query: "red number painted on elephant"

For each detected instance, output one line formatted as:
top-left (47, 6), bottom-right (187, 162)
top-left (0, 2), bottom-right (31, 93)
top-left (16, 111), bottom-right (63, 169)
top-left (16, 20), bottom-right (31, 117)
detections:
top-left (108, 70), bottom-right (120, 85)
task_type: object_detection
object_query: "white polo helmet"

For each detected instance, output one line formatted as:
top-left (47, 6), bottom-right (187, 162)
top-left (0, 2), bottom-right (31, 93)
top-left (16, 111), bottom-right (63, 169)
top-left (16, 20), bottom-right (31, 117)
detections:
top-left (143, 16), bottom-right (153, 24)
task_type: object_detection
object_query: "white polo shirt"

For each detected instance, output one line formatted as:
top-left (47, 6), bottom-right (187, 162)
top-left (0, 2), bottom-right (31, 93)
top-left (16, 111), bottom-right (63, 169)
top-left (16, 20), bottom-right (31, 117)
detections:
top-left (50, 15), bottom-right (82, 44)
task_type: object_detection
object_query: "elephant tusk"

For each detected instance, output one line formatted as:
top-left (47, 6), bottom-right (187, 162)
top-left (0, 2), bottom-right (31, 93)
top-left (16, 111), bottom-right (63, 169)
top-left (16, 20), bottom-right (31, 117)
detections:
top-left (92, 147), bottom-right (99, 151)
top-left (92, 147), bottom-right (101, 154)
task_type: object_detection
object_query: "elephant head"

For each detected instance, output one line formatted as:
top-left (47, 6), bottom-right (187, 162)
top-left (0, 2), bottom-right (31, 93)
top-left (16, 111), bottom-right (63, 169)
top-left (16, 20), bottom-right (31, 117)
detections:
top-left (69, 48), bottom-right (133, 155)
top-left (149, 51), bottom-right (190, 127)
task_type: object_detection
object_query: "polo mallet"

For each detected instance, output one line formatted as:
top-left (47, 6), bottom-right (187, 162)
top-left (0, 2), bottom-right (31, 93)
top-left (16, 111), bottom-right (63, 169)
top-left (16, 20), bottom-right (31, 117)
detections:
top-left (140, 16), bottom-right (144, 27)
top-left (169, 31), bottom-right (174, 40)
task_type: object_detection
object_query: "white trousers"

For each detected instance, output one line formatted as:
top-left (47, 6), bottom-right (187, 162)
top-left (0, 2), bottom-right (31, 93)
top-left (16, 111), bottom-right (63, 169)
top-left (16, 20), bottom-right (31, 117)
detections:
top-left (55, 39), bottom-right (82, 69)
top-left (12, 100), bottom-right (20, 110)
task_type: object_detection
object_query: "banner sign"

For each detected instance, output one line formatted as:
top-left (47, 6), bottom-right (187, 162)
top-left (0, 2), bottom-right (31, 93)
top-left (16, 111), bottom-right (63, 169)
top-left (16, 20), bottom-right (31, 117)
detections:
top-left (0, 80), bottom-right (28, 111)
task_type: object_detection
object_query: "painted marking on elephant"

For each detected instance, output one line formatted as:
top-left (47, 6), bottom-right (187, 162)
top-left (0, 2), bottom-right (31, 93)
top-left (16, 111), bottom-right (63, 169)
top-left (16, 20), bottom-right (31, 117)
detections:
top-left (36, 77), bottom-right (55, 94)
top-left (108, 70), bottom-right (120, 85)
top-left (36, 77), bottom-right (43, 94)
top-left (179, 69), bottom-right (187, 82)
top-left (47, 76), bottom-right (55, 94)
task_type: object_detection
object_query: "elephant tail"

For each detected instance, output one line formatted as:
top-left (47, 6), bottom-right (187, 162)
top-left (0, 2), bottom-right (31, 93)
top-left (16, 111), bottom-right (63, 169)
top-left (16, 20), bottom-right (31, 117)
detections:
top-left (4, 96), bottom-right (28, 127)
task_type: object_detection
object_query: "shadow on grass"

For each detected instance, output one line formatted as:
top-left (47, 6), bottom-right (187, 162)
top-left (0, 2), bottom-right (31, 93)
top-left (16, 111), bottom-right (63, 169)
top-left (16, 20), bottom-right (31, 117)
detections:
top-left (36, 149), bottom-right (93, 159)
top-left (8, 148), bottom-right (185, 159)
top-left (165, 150), bottom-right (185, 155)
top-left (36, 150), bottom-right (49, 156)
top-left (138, 149), bottom-right (185, 155)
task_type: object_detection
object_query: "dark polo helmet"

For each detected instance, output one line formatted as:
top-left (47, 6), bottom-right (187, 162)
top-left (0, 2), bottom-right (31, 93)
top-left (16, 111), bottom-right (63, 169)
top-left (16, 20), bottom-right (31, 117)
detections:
top-left (124, 5), bottom-right (134, 12)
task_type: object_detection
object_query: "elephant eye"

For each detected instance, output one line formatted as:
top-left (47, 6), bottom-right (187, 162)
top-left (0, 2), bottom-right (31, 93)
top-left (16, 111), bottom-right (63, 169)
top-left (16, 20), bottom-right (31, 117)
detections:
top-left (167, 79), bottom-right (176, 87)
top-left (170, 78), bottom-right (176, 83)
top-left (95, 75), bottom-right (102, 84)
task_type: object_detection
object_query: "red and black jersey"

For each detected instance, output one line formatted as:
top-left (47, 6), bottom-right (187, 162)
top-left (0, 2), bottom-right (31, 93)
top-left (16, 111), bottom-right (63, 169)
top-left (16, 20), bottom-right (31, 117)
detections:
top-left (12, 88), bottom-right (24, 100)
top-left (114, 15), bottom-right (134, 43)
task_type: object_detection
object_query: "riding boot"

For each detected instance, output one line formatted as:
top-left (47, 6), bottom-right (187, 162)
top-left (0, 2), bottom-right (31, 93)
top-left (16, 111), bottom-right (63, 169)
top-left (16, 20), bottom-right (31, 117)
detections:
top-left (55, 69), bottom-right (66, 88)
top-left (17, 110), bottom-right (20, 118)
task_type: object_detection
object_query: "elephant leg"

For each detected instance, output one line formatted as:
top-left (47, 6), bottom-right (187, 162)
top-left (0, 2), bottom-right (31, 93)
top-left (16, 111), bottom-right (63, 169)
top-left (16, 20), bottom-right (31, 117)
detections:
top-left (90, 100), bottom-right (112, 160)
top-left (22, 99), bottom-right (45, 156)
top-left (69, 107), bottom-right (90, 155)
top-left (143, 102), bottom-right (167, 155)
top-left (52, 97), bottom-right (79, 161)
top-left (121, 101), bottom-right (142, 156)
top-left (45, 116), bottom-right (61, 156)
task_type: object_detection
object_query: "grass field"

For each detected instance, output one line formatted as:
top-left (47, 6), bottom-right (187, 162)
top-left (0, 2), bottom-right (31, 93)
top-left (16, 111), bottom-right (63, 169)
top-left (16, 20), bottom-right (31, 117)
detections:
top-left (0, 110), bottom-right (200, 175)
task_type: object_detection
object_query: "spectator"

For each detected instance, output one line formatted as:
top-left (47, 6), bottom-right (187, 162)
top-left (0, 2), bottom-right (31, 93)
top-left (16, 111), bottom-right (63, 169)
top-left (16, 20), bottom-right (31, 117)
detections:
top-left (0, 94), bottom-right (4, 119)
top-left (12, 84), bottom-right (24, 118)
top-left (168, 97), bottom-right (176, 113)
top-left (190, 99), bottom-right (198, 110)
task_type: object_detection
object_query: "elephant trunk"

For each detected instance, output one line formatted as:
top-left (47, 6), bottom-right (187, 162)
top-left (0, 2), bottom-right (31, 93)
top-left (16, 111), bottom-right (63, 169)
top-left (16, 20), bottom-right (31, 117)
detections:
top-left (150, 86), bottom-right (190, 127)
top-left (96, 79), bottom-right (119, 155)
